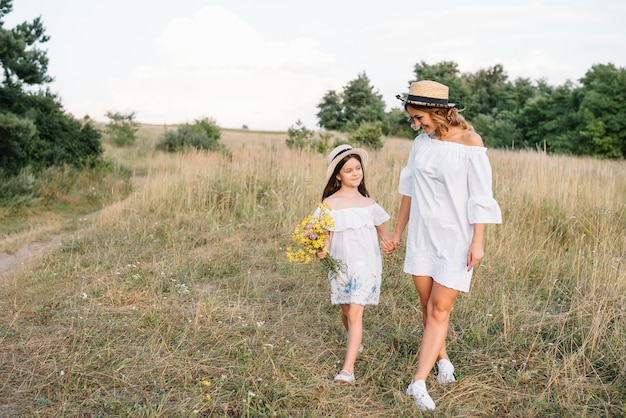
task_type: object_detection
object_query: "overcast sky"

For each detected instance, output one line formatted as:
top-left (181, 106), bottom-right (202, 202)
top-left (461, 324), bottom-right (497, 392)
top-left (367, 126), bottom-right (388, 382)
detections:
top-left (4, 0), bottom-right (626, 131)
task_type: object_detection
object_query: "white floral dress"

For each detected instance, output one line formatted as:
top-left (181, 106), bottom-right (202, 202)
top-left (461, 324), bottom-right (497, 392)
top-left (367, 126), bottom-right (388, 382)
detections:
top-left (398, 133), bottom-right (502, 292)
top-left (318, 204), bottom-right (390, 305)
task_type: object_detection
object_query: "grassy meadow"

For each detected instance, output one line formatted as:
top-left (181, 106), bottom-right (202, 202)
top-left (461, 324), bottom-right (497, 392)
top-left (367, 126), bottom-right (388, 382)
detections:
top-left (0, 125), bottom-right (625, 417)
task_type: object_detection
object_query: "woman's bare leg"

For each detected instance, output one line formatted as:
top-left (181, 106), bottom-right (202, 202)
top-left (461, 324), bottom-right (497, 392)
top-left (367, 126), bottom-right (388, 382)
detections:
top-left (413, 276), bottom-right (450, 361)
top-left (412, 280), bottom-right (459, 382)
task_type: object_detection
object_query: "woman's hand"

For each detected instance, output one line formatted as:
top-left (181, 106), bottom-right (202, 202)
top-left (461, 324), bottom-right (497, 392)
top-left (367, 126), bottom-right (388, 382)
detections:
top-left (466, 241), bottom-right (484, 271)
top-left (316, 250), bottom-right (327, 259)
top-left (381, 232), bottom-right (401, 255)
top-left (392, 232), bottom-right (401, 249)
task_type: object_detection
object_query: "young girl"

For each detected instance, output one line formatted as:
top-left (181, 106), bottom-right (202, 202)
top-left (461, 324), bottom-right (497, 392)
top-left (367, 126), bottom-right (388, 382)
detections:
top-left (315, 144), bottom-right (392, 383)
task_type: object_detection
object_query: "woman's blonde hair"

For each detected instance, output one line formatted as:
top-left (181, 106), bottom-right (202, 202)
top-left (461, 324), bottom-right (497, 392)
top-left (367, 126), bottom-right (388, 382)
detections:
top-left (406, 104), bottom-right (474, 138)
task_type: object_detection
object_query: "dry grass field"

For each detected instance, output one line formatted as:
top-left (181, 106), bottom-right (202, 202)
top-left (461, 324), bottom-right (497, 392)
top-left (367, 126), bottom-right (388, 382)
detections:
top-left (0, 125), bottom-right (624, 416)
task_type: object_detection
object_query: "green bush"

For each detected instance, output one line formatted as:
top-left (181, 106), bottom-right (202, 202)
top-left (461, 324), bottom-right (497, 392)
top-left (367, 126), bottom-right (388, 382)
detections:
top-left (285, 119), bottom-right (314, 150)
top-left (348, 121), bottom-right (384, 150)
top-left (311, 131), bottom-right (335, 155)
top-left (0, 111), bottom-right (36, 176)
top-left (0, 168), bottom-right (38, 208)
top-left (0, 87), bottom-right (103, 173)
top-left (194, 117), bottom-right (221, 142)
top-left (156, 118), bottom-right (226, 153)
top-left (105, 111), bottom-right (139, 147)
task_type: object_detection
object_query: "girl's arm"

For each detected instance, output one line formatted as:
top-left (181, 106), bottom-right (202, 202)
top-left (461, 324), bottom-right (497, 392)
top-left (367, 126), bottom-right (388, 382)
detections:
top-left (377, 224), bottom-right (395, 255)
top-left (376, 224), bottom-right (392, 242)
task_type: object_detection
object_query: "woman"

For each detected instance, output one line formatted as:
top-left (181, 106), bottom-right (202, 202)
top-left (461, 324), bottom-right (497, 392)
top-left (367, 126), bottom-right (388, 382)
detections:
top-left (384, 80), bottom-right (502, 411)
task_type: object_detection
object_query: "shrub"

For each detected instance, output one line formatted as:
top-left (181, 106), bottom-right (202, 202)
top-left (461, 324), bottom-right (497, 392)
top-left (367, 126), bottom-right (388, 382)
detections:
top-left (0, 168), bottom-right (38, 207)
top-left (0, 112), bottom-right (36, 176)
top-left (156, 118), bottom-right (226, 153)
top-left (105, 111), bottom-right (139, 147)
top-left (0, 87), bottom-right (103, 174)
top-left (285, 119), bottom-right (314, 150)
top-left (348, 121), bottom-right (384, 150)
top-left (311, 131), bottom-right (335, 155)
top-left (194, 117), bottom-right (221, 141)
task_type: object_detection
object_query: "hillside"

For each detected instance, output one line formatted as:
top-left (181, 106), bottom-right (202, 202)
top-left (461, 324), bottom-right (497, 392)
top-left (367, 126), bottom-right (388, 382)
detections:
top-left (0, 126), bottom-right (624, 416)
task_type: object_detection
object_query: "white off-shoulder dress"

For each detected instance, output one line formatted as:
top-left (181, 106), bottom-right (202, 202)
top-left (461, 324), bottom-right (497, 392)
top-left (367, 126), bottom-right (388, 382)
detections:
top-left (398, 134), bottom-right (502, 292)
top-left (319, 204), bottom-right (390, 305)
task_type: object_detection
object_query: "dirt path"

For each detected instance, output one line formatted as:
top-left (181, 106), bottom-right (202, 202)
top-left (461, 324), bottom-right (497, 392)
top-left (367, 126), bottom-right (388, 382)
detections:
top-left (0, 213), bottom-right (96, 280)
top-left (0, 234), bottom-right (66, 278)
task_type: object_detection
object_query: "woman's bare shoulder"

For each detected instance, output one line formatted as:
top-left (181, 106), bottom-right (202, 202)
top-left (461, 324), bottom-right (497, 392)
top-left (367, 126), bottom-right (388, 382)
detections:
top-left (461, 130), bottom-right (484, 147)
top-left (445, 127), bottom-right (483, 146)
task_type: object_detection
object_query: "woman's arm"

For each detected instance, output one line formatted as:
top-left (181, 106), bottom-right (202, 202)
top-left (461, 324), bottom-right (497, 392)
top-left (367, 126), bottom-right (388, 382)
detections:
top-left (381, 195), bottom-right (411, 253)
top-left (467, 223), bottom-right (485, 271)
top-left (392, 195), bottom-right (411, 246)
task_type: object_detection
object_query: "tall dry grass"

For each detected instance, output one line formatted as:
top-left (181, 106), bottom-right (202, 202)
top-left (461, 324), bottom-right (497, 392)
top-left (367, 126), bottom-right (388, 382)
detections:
top-left (0, 126), bottom-right (624, 416)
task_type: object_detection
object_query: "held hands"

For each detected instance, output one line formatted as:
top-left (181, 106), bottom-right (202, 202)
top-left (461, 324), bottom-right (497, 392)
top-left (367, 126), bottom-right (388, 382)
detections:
top-left (381, 232), bottom-right (401, 255)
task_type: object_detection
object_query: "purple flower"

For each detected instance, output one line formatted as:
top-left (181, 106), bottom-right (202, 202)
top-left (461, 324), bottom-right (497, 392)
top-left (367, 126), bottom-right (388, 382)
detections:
top-left (309, 233), bottom-right (318, 240)
top-left (305, 224), bottom-right (313, 230)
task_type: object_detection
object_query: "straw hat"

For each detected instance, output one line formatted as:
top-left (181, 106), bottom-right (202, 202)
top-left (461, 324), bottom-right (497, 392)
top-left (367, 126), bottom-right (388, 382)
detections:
top-left (325, 144), bottom-right (368, 181)
top-left (396, 80), bottom-right (456, 108)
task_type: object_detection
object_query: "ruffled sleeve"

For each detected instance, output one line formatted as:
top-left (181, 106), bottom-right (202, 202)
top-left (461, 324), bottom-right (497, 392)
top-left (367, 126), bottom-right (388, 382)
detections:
top-left (467, 150), bottom-right (502, 224)
top-left (371, 204), bottom-right (391, 226)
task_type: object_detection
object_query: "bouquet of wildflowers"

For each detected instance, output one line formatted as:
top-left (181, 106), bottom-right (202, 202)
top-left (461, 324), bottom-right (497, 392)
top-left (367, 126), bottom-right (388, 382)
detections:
top-left (286, 203), bottom-right (344, 274)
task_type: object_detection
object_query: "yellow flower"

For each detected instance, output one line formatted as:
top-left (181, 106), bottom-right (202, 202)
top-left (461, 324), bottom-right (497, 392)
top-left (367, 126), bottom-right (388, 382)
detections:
top-left (285, 203), bottom-right (344, 273)
top-left (201, 379), bottom-right (211, 387)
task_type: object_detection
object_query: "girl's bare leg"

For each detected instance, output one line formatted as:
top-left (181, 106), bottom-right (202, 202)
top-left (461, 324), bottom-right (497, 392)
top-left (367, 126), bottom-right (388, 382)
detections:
top-left (340, 303), bottom-right (364, 374)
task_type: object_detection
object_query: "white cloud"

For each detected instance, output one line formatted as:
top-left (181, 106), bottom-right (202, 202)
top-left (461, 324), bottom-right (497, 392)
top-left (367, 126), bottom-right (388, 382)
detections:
top-left (504, 48), bottom-right (577, 83)
top-left (50, 1), bottom-right (626, 129)
top-left (355, 2), bottom-right (601, 97)
top-left (102, 5), bottom-right (341, 130)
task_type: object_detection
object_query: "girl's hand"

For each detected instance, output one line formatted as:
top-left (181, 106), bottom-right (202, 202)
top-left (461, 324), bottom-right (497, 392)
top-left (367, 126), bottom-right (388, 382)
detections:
top-left (380, 231), bottom-right (393, 254)
top-left (381, 239), bottom-right (395, 254)
top-left (378, 228), bottom-right (395, 255)
top-left (316, 250), bottom-right (327, 259)
top-left (382, 232), bottom-right (402, 253)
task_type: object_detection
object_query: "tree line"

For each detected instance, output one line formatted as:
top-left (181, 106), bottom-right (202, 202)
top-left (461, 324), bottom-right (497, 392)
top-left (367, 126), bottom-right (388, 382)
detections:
top-left (0, 0), bottom-right (231, 183)
top-left (2, 0), bottom-right (624, 185)
top-left (0, 0), bottom-right (102, 177)
top-left (316, 61), bottom-right (626, 159)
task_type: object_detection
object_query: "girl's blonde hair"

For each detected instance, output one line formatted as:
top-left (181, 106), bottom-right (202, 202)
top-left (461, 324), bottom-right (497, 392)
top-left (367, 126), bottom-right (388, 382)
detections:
top-left (406, 104), bottom-right (474, 138)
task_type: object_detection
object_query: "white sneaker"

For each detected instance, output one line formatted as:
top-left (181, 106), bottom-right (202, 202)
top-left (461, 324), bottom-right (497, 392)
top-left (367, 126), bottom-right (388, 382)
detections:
top-left (333, 369), bottom-right (355, 383)
top-left (406, 380), bottom-right (436, 411)
top-left (436, 359), bottom-right (456, 384)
